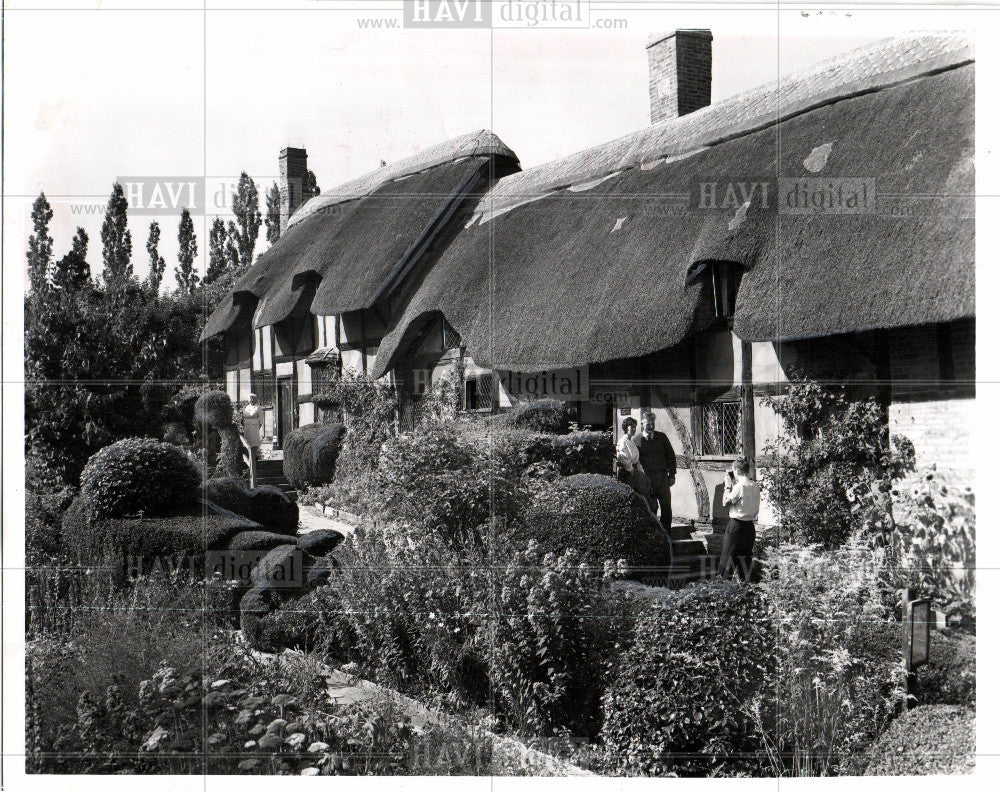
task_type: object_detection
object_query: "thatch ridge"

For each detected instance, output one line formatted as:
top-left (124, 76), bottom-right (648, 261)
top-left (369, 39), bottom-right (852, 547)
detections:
top-left (472, 33), bottom-right (972, 223)
top-left (374, 60), bottom-right (973, 375)
top-left (288, 129), bottom-right (517, 229)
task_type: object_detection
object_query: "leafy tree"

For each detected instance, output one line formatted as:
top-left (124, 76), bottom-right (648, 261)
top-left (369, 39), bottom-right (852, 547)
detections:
top-left (100, 183), bottom-right (133, 289)
top-left (264, 182), bottom-right (281, 245)
top-left (204, 217), bottom-right (229, 287)
top-left (25, 198), bottom-right (219, 485)
top-left (305, 170), bottom-right (320, 198)
top-left (26, 193), bottom-right (54, 296)
top-left (762, 377), bottom-right (915, 547)
top-left (175, 208), bottom-right (199, 294)
top-left (229, 172), bottom-right (261, 275)
top-left (145, 221), bottom-right (166, 296)
top-left (51, 228), bottom-right (90, 293)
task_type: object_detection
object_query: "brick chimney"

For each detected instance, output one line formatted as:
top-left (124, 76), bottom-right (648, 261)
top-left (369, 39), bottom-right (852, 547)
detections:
top-left (646, 30), bottom-right (713, 123)
top-left (279, 147), bottom-right (308, 234)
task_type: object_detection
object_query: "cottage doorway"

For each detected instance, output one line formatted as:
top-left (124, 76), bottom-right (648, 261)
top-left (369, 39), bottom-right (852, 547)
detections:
top-left (276, 377), bottom-right (294, 448)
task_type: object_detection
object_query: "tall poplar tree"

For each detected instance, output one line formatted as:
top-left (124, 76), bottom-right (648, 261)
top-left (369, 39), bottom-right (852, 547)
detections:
top-left (175, 208), bottom-right (199, 294)
top-left (146, 221), bottom-right (166, 296)
top-left (26, 193), bottom-right (54, 295)
top-left (100, 182), bottom-right (133, 289)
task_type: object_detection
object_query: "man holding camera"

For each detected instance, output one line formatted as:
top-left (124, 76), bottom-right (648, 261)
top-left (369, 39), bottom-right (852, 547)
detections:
top-left (719, 457), bottom-right (761, 581)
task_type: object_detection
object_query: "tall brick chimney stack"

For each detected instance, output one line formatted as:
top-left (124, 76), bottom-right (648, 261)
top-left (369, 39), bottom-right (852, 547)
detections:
top-left (646, 30), bottom-right (713, 124)
top-left (279, 147), bottom-right (308, 234)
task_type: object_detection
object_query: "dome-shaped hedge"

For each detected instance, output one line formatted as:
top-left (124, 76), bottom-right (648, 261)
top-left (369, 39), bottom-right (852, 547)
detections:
top-left (512, 473), bottom-right (670, 567)
top-left (80, 438), bottom-right (202, 519)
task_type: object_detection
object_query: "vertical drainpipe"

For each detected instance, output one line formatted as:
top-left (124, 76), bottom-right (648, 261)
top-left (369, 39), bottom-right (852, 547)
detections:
top-left (740, 339), bottom-right (757, 478)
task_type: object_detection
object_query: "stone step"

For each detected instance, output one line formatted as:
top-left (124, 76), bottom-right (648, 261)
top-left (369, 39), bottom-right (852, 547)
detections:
top-left (670, 538), bottom-right (708, 558)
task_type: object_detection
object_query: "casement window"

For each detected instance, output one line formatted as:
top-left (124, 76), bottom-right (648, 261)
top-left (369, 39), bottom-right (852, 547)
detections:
top-left (697, 399), bottom-right (742, 457)
top-left (464, 373), bottom-right (493, 411)
top-left (251, 372), bottom-right (275, 409)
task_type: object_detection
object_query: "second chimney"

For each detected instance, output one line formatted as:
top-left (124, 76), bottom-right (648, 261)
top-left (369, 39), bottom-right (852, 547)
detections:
top-left (279, 147), bottom-right (308, 234)
top-left (646, 30), bottom-right (713, 124)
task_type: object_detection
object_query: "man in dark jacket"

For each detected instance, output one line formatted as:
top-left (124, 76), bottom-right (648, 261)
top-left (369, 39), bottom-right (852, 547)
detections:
top-left (633, 411), bottom-right (676, 529)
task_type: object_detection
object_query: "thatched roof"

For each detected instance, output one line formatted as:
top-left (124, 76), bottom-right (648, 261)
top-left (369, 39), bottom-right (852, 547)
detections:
top-left (374, 35), bottom-right (973, 375)
top-left (201, 131), bottom-right (517, 341)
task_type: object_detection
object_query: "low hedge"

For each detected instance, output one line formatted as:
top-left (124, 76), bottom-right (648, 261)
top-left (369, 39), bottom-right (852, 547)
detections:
top-left (512, 474), bottom-right (670, 568)
top-left (491, 426), bottom-right (614, 478)
top-left (282, 423), bottom-right (344, 490)
top-left (860, 705), bottom-right (975, 775)
top-left (201, 478), bottom-right (298, 534)
top-left (600, 581), bottom-right (776, 777)
top-left (503, 400), bottom-right (571, 434)
top-left (79, 438), bottom-right (202, 519)
top-left (910, 630), bottom-right (975, 707)
top-left (62, 497), bottom-right (259, 568)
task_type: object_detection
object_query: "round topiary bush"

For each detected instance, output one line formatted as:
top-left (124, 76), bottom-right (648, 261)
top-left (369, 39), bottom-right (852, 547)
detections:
top-left (79, 438), bottom-right (202, 519)
top-left (860, 705), bottom-right (974, 775)
top-left (512, 473), bottom-right (670, 568)
top-left (600, 581), bottom-right (776, 777)
top-left (506, 399), bottom-right (571, 434)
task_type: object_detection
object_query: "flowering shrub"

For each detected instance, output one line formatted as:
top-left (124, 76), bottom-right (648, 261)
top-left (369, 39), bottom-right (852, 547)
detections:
top-left (490, 427), bottom-right (613, 478)
top-left (374, 423), bottom-right (514, 546)
top-left (488, 542), bottom-right (627, 739)
top-left (762, 378), bottom-right (914, 547)
top-left (31, 638), bottom-right (491, 774)
top-left (322, 525), bottom-right (491, 708)
top-left (323, 373), bottom-right (399, 507)
top-left (760, 536), bottom-right (908, 775)
top-left (600, 581), bottom-right (775, 777)
top-left (885, 470), bottom-right (975, 625)
top-left (79, 438), bottom-right (202, 519)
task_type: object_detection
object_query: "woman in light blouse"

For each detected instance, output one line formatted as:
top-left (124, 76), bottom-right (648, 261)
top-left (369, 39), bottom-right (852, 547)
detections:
top-left (616, 416), bottom-right (644, 481)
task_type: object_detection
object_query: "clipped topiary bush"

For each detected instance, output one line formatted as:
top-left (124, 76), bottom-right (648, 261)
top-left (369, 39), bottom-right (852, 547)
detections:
top-left (79, 438), bottom-right (202, 520)
top-left (513, 474), bottom-right (670, 568)
top-left (224, 530), bottom-right (297, 553)
top-left (201, 478), bottom-right (298, 534)
top-left (195, 391), bottom-right (243, 479)
top-left (282, 423), bottom-right (344, 490)
top-left (600, 581), bottom-right (776, 777)
top-left (312, 423), bottom-right (343, 482)
top-left (61, 500), bottom-right (260, 569)
top-left (860, 705), bottom-right (974, 775)
top-left (505, 399), bottom-right (571, 434)
top-left (193, 390), bottom-right (233, 428)
top-left (241, 587), bottom-right (330, 653)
